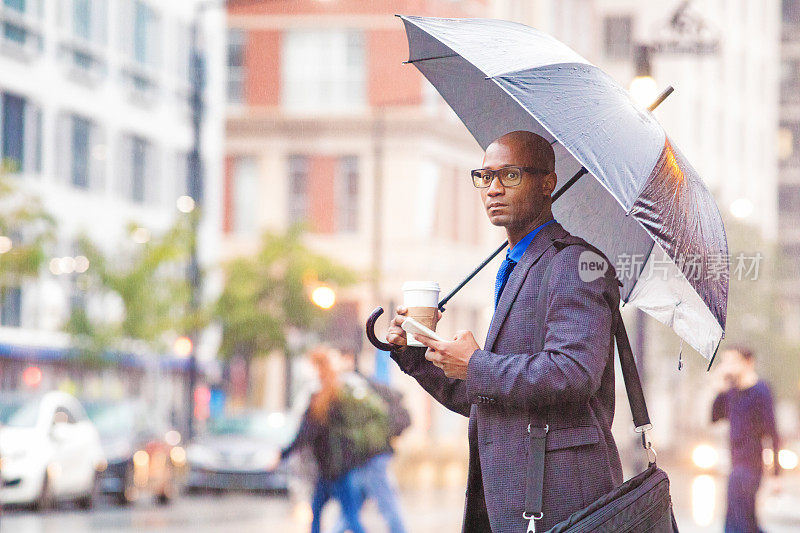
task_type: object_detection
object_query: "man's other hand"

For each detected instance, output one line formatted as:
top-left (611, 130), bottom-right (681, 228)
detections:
top-left (387, 306), bottom-right (443, 350)
top-left (416, 330), bottom-right (480, 380)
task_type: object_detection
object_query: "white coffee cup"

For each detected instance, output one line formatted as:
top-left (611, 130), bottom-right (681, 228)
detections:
top-left (402, 281), bottom-right (440, 347)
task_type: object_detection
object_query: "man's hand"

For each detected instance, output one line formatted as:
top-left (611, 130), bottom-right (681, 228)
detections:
top-left (386, 306), bottom-right (442, 350)
top-left (415, 330), bottom-right (480, 380)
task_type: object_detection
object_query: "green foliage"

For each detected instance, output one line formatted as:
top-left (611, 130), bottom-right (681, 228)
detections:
top-left (0, 175), bottom-right (55, 288)
top-left (215, 225), bottom-right (356, 360)
top-left (66, 212), bottom-right (202, 359)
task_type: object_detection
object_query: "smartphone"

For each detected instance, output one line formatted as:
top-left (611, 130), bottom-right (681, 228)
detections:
top-left (401, 316), bottom-right (445, 343)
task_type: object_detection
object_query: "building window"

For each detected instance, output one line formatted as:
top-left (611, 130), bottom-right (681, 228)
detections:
top-left (73, 0), bottom-right (90, 39)
top-left (227, 29), bottom-right (246, 104)
top-left (0, 286), bottom-right (21, 327)
top-left (781, 59), bottom-right (800, 99)
top-left (603, 16), bottom-right (633, 60)
top-left (1, 92), bottom-right (41, 175)
top-left (336, 156), bottom-right (359, 233)
top-left (784, 0), bottom-right (800, 24)
top-left (779, 184), bottom-right (800, 213)
top-left (71, 116), bottom-right (92, 188)
top-left (230, 156), bottom-right (258, 234)
top-left (172, 22), bottom-right (192, 94)
top-left (118, 134), bottom-right (157, 204)
top-left (131, 136), bottom-right (146, 202)
top-left (3, 0), bottom-right (28, 44)
top-left (782, 243), bottom-right (800, 277)
top-left (58, 0), bottom-right (107, 72)
top-left (1, 93), bottom-right (24, 170)
top-left (282, 29), bottom-right (365, 112)
top-left (779, 122), bottom-right (800, 163)
top-left (119, 0), bottom-right (160, 93)
top-left (174, 150), bottom-right (190, 199)
top-left (133, 1), bottom-right (156, 65)
top-left (288, 155), bottom-right (309, 225)
top-left (1, 0), bottom-right (43, 50)
top-left (57, 113), bottom-right (102, 189)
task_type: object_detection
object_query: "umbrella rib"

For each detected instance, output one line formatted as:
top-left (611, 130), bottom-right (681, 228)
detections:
top-left (403, 53), bottom-right (460, 64)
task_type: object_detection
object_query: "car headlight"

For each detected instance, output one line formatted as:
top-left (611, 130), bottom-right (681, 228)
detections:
top-left (186, 444), bottom-right (217, 467)
top-left (779, 449), bottom-right (799, 470)
top-left (692, 444), bottom-right (718, 470)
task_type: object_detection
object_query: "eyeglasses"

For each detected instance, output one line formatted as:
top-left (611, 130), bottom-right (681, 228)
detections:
top-left (470, 166), bottom-right (551, 188)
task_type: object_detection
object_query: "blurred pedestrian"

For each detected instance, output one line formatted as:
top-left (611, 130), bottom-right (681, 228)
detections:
top-left (280, 347), bottom-right (366, 533)
top-left (327, 350), bottom-right (410, 533)
top-left (712, 345), bottom-right (781, 533)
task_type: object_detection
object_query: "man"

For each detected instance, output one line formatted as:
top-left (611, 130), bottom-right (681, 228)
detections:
top-left (712, 345), bottom-right (781, 533)
top-left (386, 130), bottom-right (623, 532)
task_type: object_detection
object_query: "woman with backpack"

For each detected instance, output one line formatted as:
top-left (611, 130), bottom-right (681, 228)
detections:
top-left (280, 347), bottom-right (367, 533)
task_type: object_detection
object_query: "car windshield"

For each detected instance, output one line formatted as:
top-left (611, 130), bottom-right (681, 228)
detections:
top-left (0, 398), bottom-right (40, 427)
top-left (207, 413), bottom-right (293, 444)
top-left (84, 401), bottom-right (139, 437)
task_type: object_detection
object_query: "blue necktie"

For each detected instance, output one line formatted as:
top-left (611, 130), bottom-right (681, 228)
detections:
top-left (494, 257), bottom-right (517, 308)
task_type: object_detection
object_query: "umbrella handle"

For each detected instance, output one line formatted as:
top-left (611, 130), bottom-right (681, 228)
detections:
top-left (366, 307), bottom-right (395, 352)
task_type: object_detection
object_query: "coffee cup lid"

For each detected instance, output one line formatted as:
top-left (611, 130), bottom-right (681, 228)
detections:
top-left (402, 281), bottom-right (440, 292)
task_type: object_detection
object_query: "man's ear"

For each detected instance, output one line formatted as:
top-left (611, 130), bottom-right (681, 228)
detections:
top-left (543, 172), bottom-right (557, 196)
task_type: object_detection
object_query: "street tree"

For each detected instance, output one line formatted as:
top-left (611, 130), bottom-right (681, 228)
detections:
top-left (215, 225), bottom-right (356, 401)
top-left (0, 170), bottom-right (55, 311)
top-left (66, 213), bottom-right (201, 363)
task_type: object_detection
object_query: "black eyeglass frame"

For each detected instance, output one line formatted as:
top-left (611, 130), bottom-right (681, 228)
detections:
top-left (470, 165), bottom-right (552, 188)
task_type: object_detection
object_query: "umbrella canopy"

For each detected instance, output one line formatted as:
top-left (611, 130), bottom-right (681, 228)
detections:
top-left (398, 15), bottom-right (728, 360)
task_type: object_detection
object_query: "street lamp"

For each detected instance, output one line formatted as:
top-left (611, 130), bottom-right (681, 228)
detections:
top-left (311, 285), bottom-right (336, 310)
top-left (730, 198), bottom-right (754, 219)
top-left (629, 45), bottom-right (658, 110)
top-left (174, 336), bottom-right (193, 358)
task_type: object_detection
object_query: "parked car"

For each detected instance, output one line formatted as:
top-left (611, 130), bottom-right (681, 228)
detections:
top-left (84, 399), bottom-right (184, 506)
top-left (0, 391), bottom-right (105, 510)
top-left (186, 411), bottom-right (294, 495)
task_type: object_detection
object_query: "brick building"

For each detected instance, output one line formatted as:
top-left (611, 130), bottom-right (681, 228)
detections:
top-left (223, 0), bottom-right (502, 443)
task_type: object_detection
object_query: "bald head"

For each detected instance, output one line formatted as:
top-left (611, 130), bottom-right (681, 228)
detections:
top-left (486, 131), bottom-right (555, 173)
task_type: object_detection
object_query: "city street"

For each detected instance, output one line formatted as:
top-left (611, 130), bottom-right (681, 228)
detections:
top-left (5, 467), bottom-right (800, 532)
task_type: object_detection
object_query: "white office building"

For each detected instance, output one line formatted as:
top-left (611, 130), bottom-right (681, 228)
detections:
top-left (0, 0), bottom-right (224, 393)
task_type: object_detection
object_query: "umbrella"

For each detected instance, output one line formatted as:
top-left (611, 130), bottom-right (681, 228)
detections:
top-left (366, 15), bottom-right (728, 364)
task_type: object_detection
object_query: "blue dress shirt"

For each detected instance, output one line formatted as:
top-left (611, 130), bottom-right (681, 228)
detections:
top-left (494, 218), bottom-right (556, 307)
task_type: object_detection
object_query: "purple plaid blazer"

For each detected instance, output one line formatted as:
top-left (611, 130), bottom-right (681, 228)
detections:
top-left (391, 221), bottom-right (623, 532)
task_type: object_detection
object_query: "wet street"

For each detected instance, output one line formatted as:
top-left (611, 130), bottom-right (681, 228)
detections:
top-left (1, 487), bottom-right (466, 533)
top-left (4, 467), bottom-right (800, 532)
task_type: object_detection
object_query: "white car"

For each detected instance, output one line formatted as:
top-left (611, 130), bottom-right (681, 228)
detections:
top-left (0, 391), bottom-right (105, 509)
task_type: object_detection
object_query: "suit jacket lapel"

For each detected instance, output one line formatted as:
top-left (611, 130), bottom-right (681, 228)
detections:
top-left (484, 221), bottom-right (569, 352)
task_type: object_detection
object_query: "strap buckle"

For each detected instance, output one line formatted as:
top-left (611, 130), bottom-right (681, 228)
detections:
top-left (639, 430), bottom-right (658, 465)
top-left (523, 512), bottom-right (543, 533)
top-left (526, 423), bottom-right (549, 435)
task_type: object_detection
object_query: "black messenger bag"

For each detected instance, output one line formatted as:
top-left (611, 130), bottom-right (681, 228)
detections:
top-left (523, 239), bottom-right (679, 533)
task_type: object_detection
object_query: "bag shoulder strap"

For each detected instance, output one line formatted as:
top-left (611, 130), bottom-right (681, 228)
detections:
top-left (523, 238), bottom-right (652, 527)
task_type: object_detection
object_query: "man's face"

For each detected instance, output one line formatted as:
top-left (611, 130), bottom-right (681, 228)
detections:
top-left (719, 349), bottom-right (752, 384)
top-left (479, 140), bottom-right (554, 230)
